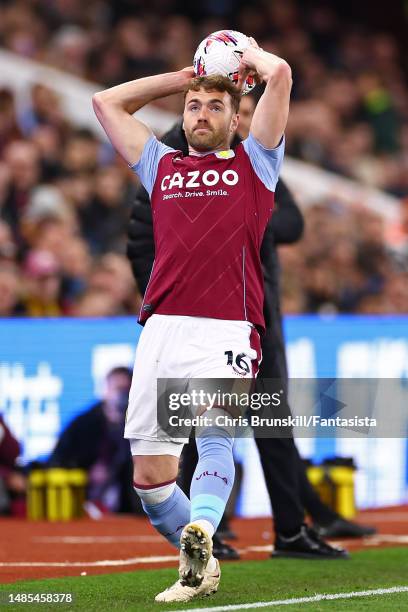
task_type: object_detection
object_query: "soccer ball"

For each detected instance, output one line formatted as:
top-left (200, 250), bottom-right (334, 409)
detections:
top-left (193, 30), bottom-right (256, 95)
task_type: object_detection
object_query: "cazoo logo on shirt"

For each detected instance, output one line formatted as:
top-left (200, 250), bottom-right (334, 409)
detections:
top-left (160, 169), bottom-right (239, 191)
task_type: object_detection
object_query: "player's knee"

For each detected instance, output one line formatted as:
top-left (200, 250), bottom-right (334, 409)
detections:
top-left (132, 464), bottom-right (162, 486)
top-left (132, 456), bottom-right (178, 487)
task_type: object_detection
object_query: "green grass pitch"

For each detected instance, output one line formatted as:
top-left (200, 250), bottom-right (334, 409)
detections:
top-left (1, 548), bottom-right (407, 611)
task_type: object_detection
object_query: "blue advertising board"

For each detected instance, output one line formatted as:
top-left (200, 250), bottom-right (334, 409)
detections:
top-left (0, 315), bottom-right (407, 513)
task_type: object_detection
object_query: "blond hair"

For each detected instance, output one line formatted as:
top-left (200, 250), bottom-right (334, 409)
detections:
top-left (184, 75), bottom-right (241, 113)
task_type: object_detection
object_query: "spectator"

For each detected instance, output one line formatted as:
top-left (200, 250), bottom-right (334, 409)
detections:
top-left (0, 263), bottom-right (23, 317)
top-left (48, 367), bottom-right (139, 514)
top-left (19, 84), bottom-right (68, 138)
top-left (80, 166), bottom-right (131, 254)
top-left (72, 289), bottom-right (119, 317)
top-left (88, 253), bottom-right (140, 315)
top-left (62, 128), bottom-right (99, 174)
top-left (0, 415), bottom-right (26, 516)
top-left (59, 236), bottom-right (92, 303)
top-left (1, 141), bottom-right (41, 240)
top-left (0, 88), bottom-right (23, 154)
top-left (21, 249), bottom-right (64, 317)
top-left (0, 220), bottom-right (17, 262)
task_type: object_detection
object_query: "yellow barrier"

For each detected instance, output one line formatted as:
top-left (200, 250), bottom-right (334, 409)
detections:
top-left (307, 463), bottom-right (356, 519)
top-left (306, 465), bottom-right (331, 508)
top-left (27, 468), bottom-right (87, 521)
top-left (68, 469), bottom-right (88, 519)
top-left (27, 469), bottom-right (47, 520)
top-left (327, 466), bottom-right (356, 519)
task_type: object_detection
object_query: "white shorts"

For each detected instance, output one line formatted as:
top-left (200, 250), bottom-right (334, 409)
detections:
top-left (124, 314), bottom-right (261, 448)
top-left (130, 439), bottom-right (184, 457)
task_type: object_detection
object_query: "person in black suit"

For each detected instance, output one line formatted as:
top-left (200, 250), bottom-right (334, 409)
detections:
top-left (127, 97), bottom-right (375, 558)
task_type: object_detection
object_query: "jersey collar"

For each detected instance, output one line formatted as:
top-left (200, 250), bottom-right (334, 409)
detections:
top-left (187, 149), bottom-right (235, 159)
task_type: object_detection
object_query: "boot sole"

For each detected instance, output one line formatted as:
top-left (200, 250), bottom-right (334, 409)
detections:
top-left (180, 524), bottom-right (212, 587)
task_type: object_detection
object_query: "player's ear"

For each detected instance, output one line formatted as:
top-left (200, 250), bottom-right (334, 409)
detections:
top-left (230, 113), bottom-right (239, 133)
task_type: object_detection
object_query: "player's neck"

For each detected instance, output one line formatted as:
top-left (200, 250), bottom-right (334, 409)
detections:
top-left (188, 144), bottom-right (232, 156)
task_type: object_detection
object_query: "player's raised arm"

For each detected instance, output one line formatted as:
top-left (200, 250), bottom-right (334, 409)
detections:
top-left (238, 46), bottom-right (292, 149)
top-left (92, 68), bottom-right (195, 166)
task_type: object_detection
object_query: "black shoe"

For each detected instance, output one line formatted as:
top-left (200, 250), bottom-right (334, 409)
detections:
top-left (212, 534), bottom-right (240, 560)
top-left (216, 526), bottom-right (238, 540)
top-left (216, 516), bottom-right (238, 540)
top-left (271, 525), bottom-right (350, 560)
top-left (313, 517), bottom-right (377, 539)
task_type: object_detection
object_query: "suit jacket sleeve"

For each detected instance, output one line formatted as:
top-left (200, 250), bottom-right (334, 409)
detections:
top-left (126, 186), bottom-right (154, 295)
top-left (271, 178), bottom-right (304, 245)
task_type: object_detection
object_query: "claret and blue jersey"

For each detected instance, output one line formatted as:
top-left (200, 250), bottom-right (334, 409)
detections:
top-left (130, 132), bottom-right (284, 331)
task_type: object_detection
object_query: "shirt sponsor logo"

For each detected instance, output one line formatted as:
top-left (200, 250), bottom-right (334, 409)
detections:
top-left (160, 169), bottom-right (239, 191)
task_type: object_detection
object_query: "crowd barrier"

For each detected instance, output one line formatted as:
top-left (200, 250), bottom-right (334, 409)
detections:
top-left (28, 468), bottom-right (87, 521)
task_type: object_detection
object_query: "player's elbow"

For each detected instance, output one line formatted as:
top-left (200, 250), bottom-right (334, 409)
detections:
top-left (92, 91), bottom-right (109, 114)
top-left (267, 61), bottom-right (292, 88)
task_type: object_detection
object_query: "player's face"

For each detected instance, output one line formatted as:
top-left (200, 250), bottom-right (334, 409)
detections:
top-left (183, 89), bottom-right (239, 152)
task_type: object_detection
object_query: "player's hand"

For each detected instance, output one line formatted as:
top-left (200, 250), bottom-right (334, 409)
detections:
top-left (248, 37), bottom-right (260, 50)
top-left (236, 38), bottom-right (262, 91)
top-left (180, 66), bottom-right (196, 78)
top-left (237, 59), bottom-right (261, 91)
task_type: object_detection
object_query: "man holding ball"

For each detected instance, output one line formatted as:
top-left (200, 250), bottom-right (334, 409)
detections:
top-left (93, 38), bottom-right (291, 603)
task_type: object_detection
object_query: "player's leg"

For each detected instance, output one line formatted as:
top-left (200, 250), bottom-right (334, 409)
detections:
top-left (187, 414), bottom-right (235, 540)
top-left (132, 444), bottom-right (190, 548)
top-left (189, 321), bottom-right (260, 532)
top-left (178, 436), bottom-right (240, 559)
top-left (132, 443), bottom-right (221, 603)
top-left (127, 315), bottom-right (221, 602)
top-left (132, 440), bottom-right (221, 604)
top-left (176, 413), bottom-right (234, 589)
top-left (180, 320), bottom-right (261, 585)
top-left (125, 317), bottom-right (192, 548)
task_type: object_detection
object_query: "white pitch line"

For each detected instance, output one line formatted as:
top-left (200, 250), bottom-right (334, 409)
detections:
top-left (29, 536), bottom-right (408, 549)
top-left (0, 555), bottom-right (179, 568)
top-left (33, 535), bottom-right (162, 544)
top-left (364, 535), bottom-right (408, 546)
top-left (238, 546), bottom-right (272, 554)
top-left (0, 545), bottom-right (272, 570)
top-left (2, 538), bottom-right (407, 570)
top-left (174, 586), bottom-right (408, 612)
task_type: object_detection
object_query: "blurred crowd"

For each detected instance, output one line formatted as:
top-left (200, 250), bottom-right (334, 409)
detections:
top-left (0, 92), bottom-right (140, 317)
top-left (0, 0), bottom-right (407, 316)
top-left (280, 204), bottom-right (408, 314)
